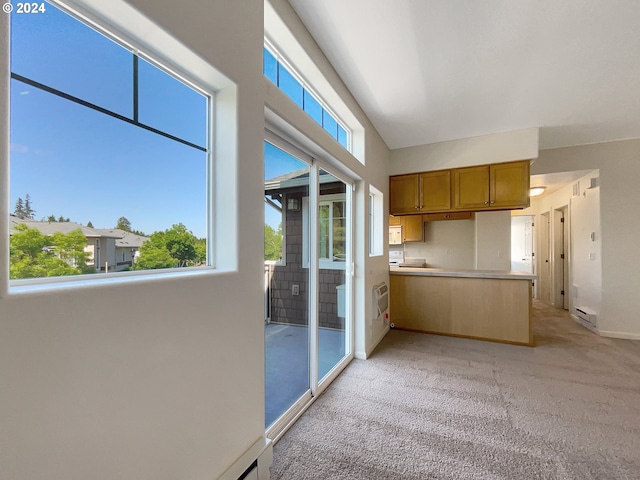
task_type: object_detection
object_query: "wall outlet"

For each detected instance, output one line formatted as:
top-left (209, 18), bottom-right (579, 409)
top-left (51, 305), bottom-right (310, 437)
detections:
top-left (291, 284), bottom-right (300, 296)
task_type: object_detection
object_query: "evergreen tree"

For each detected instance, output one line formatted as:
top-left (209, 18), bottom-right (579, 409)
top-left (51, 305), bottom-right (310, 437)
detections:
top-left (47, 215), bottom-right (57, 222)
top-left (14, 198), bottom-right (25, 218)
top-left (24, 194), bottom-right (35, 219)
top-left (116, 216), bottom-right (132, 232)
top-left (87, 221), bottom-right (94, 228)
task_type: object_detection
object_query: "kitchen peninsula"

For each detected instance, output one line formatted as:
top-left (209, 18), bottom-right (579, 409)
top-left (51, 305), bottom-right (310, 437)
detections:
top-left (389, 267), bottom-right (536, 346)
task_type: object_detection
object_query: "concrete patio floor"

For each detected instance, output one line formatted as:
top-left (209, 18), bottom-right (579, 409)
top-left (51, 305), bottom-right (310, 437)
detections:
top-left (265, 323), bottom-right (346, 427)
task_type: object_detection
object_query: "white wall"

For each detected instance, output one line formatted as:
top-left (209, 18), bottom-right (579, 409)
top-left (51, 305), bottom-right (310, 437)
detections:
top-left (531, 139), bottom-right (640, 339)
top-left (1, 1), bottom-right (268, 479)
top-left (404, 220), bottom-right (475, 269)
top-left (570, 180), bottom-right (602, 319)
top-left (475, 211), bottom-right (512, 270)
top-left (389, 127), bottom-right (539, 175)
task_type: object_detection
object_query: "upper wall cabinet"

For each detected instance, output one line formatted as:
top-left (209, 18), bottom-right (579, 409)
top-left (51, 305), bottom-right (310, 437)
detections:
top-left (390, 175), bottom-right (420, 214)
top-left (390, 160), bottom-right (530, 215)
top-left (452, 160), bottom-right (530, 210)
top-left (390, 170), bottom-right (451, 214)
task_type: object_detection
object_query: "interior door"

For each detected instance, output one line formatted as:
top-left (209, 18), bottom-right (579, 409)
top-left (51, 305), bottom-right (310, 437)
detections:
top-left (538, 212), bottom-right (551, 303)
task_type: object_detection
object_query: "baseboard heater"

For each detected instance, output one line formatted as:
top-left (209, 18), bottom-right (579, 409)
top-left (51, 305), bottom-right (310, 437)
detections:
top-left (575, 306), bottom-right (597, 327)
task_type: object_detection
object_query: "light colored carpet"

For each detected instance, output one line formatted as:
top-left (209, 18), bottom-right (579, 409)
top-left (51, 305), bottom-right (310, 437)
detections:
top-left (270, 301), bottom-right (640, 479)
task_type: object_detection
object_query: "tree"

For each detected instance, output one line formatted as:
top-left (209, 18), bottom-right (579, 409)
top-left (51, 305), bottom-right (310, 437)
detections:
top-left (47, 215), bottom-right (57, 222)
top-left (24, 194), bottom-right (35, 219)
top-left (9, 225), bottom-right (94, 279)
top-left (264, 223), bottom-right (283, 261)
top-left (51, 230), bottom-right (94, 273)
top-left (135, 223), bottom-right (198, 269)
top-left (194, 238), bottom-right (207, 265)
top-left (14, 198), bottom-right (25, 218)
top-left (164, 223), bottom-right (197, 266)
top-left (116, 216), bottom-right (132, 232)
top-left (134, 244), bottom-right (176, 270)
top-left (86, 221), bottom-right (94, 228)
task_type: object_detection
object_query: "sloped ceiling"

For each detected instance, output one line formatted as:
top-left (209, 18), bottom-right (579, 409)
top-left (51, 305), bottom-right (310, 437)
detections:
top-left (288, 0), bottom-right (640, 150)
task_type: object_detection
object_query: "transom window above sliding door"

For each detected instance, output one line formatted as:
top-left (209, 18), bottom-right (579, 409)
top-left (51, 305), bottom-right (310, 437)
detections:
top-left (9, 2), bottom-right (211, 284)
top-left (264, 44), bottom-right (350, 151)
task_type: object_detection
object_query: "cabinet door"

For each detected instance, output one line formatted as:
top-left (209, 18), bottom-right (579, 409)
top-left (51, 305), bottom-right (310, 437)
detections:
top-left (390, 175), bottom-right (419, 214)
top-left (490, 161), bottom-right (530, 208)
top-left (388, 215), bottom-right (402, 226)
top-left (402, 215), bottom-right (423, 242)
top-left (419, 170), bottom-right (451, 212)
top-left (453, 166), bottom-right (490, 209)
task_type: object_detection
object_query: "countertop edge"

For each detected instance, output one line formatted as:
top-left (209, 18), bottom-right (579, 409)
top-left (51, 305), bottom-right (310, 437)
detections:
top-left (389, 267), bottom-right (537, 280)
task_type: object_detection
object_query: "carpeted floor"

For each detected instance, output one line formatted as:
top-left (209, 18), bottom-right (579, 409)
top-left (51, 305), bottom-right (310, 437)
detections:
top-left (270, 301), bottom-right (640, 479)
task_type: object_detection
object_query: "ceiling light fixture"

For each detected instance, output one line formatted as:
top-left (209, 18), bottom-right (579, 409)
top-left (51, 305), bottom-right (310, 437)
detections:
top-left (529, 186), bottom-right (546, 197)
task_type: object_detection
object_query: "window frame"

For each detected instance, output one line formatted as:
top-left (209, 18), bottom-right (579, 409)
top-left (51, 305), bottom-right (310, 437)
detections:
top-left (302, 193), bottom-right (348, 271)
top-left (3, 0), bottom-right (236, 294)
top-left (368, 185), bottom-right (384, 257)
top-left (263, 41), bottom-right (351, 152)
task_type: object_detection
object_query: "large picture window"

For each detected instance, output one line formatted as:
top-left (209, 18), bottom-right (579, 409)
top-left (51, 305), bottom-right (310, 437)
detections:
top-left (9, 2), bottom-right (211, 282)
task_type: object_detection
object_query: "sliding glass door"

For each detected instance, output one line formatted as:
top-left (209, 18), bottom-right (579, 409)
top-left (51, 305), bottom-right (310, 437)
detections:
top-left (264, 141), bottom-right (311, 427)
top-left (264, 138), bottom-right (353, 434)
top-left (317, 169), bottom-right (349, 383)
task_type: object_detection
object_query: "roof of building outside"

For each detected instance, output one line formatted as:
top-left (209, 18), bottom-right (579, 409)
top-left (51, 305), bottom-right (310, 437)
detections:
top-left (94, 229), bottom-right (150, 248)
top-left (9, 216), bottom-right (149, 247)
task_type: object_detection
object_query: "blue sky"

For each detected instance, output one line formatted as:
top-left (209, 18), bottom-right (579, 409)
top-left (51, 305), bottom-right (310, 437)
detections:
top-left (10, 3), bottom-right (208, 237)
top-left (264, 141), bottom-right (309, 229)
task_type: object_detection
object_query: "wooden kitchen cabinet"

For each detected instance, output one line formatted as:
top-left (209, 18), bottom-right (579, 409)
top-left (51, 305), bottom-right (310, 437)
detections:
top-left (452, 160), bottom-right (530, 210)
top-left (390, 175), bottom-right (420, 214)
top-left (452, 165), bottom-right (490, 209)
top-left (490, 161), bottom-right (530, 208)
top-left (420, 170), bottom-right (451, 211)
top-left (402, 215), bottom-right (423, 242)
top-left (389, 215), bottom-right (402, 226)
top-left (390, 170), bottom-right (451, 214)
top-left (389, 215), bottom-right (424, 242)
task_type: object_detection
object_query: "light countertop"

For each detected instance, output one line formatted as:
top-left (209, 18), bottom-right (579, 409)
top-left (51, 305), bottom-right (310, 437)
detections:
top-left (389, 266), bottom-right (537, 280)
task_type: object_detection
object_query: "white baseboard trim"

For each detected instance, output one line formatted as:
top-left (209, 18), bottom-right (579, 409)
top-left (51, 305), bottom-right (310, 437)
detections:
top-left (571, 314), bottom-right (640, 340)
top-left (597, 330), bottom-right (640, 340)
top-left (355, 324), bottom-right (390, 360)
top-left (217, 437), bottom-right (273, 480)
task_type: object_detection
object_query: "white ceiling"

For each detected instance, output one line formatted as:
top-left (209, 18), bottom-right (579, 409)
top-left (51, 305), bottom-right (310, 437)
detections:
top-left (288, 0), bottom-right (640, 151)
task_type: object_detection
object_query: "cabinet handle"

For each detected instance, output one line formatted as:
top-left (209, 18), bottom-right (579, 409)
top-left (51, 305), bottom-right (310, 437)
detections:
top-left (444, 214), bottom-right (450, 219)
top-left (484, 201), bottom-right (489, 205)
top-left (490, 201), bottom-right (495, 204)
